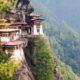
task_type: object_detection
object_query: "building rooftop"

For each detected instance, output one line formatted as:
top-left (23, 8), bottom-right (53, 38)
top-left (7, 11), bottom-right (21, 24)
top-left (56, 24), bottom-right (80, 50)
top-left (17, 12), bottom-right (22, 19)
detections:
top-left (10, 22), bottom-right (27, 25)
top-left (0, 19), bottom-right (7, 23)
top-left (0, 23), bottom-right (10, 26)
top-left (30, 13), bottom-right (41, 17)
top-left (31, 18), bottom-right (44, 21)
top-left (0, 40), bottom-right (24, 46)
top-left (0, 29), bottom-right (20, 33)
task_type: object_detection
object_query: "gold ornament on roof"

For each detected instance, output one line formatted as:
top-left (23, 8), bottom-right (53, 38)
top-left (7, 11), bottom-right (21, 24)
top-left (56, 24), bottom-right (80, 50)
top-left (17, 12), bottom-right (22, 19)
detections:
top-left (0, 19), bottom-right (7, 23)
top-left (9, 18), bottom-right (15, 23)
top-left (0, 19), bottom-right (8, 29)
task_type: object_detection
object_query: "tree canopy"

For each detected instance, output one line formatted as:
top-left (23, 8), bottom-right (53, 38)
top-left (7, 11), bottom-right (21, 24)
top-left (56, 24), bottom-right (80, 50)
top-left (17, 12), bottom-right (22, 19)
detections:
top-left (0, 0), bottom-right (17, 14)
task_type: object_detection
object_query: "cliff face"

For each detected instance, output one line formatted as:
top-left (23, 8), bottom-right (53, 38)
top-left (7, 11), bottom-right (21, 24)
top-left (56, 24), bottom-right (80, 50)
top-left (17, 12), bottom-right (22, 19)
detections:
top-left (14, 63), bottom-right (35, 80)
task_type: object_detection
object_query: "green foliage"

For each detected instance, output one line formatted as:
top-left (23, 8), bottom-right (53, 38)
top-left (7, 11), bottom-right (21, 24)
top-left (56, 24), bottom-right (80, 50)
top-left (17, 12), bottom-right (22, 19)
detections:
top-left (31, 36), bottom-right (79, 80)
top-left (58, 61), bottom-right (79, 80)
top-left (44, 23), bottom-right (80, 75)
top-left (32, 0), bottom-right (80, 75)
top-left (0, 46), bottom-right (11, 63)
top-left (0, 46), bottom-right (20, 80)
top-left (8, 0), bottom-right (18, 9)
top-left (32, 36), bottom-right (54, 80)
top-left (0, 0), bottom-right (17, 15)
top-left (45, 24), bottom-right (80, 79)
top-left (0, 0), bottom-right (9, 12)
top-left (0, 61), bottom-right (20, 80)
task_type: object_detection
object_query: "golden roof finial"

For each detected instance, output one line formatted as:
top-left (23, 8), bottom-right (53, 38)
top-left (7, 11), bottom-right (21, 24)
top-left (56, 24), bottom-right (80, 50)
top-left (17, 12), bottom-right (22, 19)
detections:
top-left (0, 19), bottom-right (7, 23)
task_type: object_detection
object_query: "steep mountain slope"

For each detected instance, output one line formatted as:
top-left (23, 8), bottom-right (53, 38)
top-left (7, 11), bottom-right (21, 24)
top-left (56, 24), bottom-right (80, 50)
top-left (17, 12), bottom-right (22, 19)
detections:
top-left (31, 0), bottom-right (80, 75)
top-left (29, 36), bottom-right (79, 80)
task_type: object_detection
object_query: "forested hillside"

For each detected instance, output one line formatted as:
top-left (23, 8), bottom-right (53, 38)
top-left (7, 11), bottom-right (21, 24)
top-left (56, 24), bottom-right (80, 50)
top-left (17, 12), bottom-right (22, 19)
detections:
top-left (0, 0), bottom-right (80, 80)
top-left (31, 0), bottom-right (80, 76)
top-left (30, 36), bottom-right (79, 80)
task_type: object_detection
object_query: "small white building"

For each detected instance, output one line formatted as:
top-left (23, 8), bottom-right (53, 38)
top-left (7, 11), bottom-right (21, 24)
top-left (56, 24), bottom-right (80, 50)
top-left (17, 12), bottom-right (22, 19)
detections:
top-left (30, 13), bottom-right (44, 36)
top-left (0, 40), bottom-right (25, 62)
top-left (0, 23), bottom-right (24, 62)
top-left (0, 29), bottom-right (21, 42)
top-left (32, 18), bottom-right (44, 35)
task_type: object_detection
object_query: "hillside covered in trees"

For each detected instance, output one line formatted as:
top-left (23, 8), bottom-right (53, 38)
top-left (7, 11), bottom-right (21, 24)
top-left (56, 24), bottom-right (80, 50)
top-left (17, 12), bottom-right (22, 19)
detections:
top-left (30, 36), bottom-right (79, 80)
top-left (0, 0), bottom-right (80, 80)
top-left (32, 0), bottom-right (80, 76)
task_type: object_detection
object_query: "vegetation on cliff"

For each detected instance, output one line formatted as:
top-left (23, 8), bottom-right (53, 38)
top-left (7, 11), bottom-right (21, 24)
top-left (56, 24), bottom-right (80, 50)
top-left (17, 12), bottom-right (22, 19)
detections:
top-left (0, 0), bottom-right (80, 80)
top-left (31, 36), bottom-right (54, 80)
top-left (0, 47), bottom-right (20, 80)
top-left (0, 0), bottom-right (17, 16)
top-left (30, 36), bottom-right (79, 80)
top-left (32, 0), bottom-right (80, 76)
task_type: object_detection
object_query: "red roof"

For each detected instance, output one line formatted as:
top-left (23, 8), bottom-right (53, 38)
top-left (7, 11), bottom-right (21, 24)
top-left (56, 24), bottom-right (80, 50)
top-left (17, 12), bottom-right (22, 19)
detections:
top-left (0, 40), bottom-right (24, 46)
top-left (0, 29), bottom-right (20, 33)
top-left (15, 25), bottom-right (30, 28)
top-left (11, 25), bottom-right (31, 30)
top-left (0, 23), bottom-right (11, 26)
top-left (11, 22), bottom-right (27, 25)
top-left (0, 42), bottom-right (6, 45)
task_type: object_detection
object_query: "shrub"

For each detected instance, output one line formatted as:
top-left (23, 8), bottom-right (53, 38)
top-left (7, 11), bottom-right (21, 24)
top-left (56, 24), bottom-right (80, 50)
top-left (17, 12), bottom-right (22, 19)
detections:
top-left (0, 46), bottom-right (11, 63)
top-left (0, 61), bottom-right (20, 80)
top-left (0, 46), bottom-right (20, 80)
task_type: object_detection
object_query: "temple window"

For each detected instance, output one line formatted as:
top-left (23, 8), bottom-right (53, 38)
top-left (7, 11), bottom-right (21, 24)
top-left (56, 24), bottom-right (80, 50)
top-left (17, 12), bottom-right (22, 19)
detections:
top-left (0, 33), bottom-right (8, 37)
top-left (7, 46), bottom-right (15, 50)
top-left (16, 46), bottom-right (19, 49)
top-left (37, 28), bottom-right (40, 33)
top-left (5, 46), bottom-right (15, 53)
top-left (0, 33), bottom-right (2, 36)
top-left (15, 46), bottom-right (19, 50)
top-left (3, 47), bottom-right (6, 51)
top-left (16, 32), bottom-right (20, 36)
